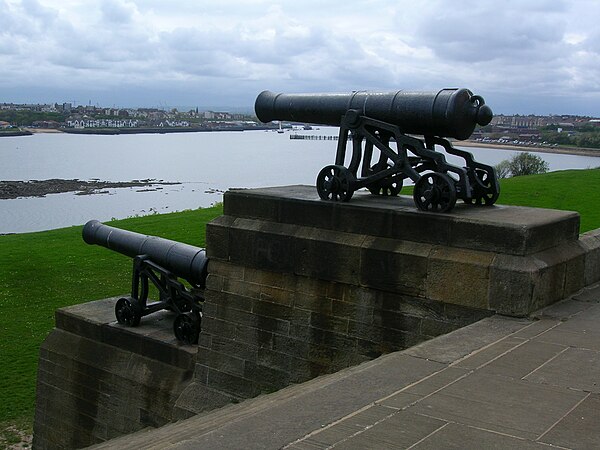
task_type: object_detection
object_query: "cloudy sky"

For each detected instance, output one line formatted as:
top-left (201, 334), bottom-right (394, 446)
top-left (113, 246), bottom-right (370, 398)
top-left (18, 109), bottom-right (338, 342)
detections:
top-left (1, 0), bottom-right (599, 115)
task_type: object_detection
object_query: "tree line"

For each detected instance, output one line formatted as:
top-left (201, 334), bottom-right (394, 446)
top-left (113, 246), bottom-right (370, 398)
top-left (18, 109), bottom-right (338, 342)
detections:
top-left (540, 124), bottom-right (600, 149)
top-left (0, 110), bottom-right (68, 126)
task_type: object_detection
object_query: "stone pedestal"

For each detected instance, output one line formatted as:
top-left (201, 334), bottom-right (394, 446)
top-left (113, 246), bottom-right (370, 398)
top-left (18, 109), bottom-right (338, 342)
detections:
top-left (33, 299), bottom-right (196, 449)
top-left (193, 185), bottom-right (597, 409)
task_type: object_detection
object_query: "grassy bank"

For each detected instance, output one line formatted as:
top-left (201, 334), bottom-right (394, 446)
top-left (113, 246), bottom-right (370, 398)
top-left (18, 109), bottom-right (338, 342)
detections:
top-left (1, 168), bottom-right (600, 442)
top-left (402, 168), bottom-right (600, 233)
top-left (0, 206), bottom-right (222, 429)
top-left (497, 168), bottom-right (600, 233)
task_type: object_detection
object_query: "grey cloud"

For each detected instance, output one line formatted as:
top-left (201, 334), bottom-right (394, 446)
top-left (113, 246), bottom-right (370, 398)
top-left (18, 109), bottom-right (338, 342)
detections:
top-left (160, 12), bottom-right (328, 66)
top-left (0, 0), bottom-right (598, 114)
top-left (100, 0), bottom-right (137, 25)
top-left (21, 0), bottom-right (58, 22)
top-left (415, 4), bottom-right (567, 63)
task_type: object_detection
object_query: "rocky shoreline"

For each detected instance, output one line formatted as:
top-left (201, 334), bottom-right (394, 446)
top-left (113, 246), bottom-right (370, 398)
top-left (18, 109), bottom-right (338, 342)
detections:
top-left (0, 179), bottom-right (180, 200)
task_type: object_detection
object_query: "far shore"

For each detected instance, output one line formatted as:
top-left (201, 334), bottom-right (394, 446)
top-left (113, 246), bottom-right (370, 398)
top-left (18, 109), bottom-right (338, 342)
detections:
top-left (458, 140), bottom-right (600, 158)
top-left (7, 127), bottom-right (600, 159)
top-left (21, 125), bottom-right (275, 135)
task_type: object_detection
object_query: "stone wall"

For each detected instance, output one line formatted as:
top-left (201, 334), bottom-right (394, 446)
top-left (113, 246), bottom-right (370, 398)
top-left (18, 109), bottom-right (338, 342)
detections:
top-left (192, 260), bottom-right (489, 405)
top-left (33, 299), bottom-right (196, 449)
top-left (186, 186), bottom-right (595, 410)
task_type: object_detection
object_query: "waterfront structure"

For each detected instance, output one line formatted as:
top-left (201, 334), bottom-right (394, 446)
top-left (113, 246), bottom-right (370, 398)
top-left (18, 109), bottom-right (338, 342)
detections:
top-left (65, 117), bottom-right (139, 128)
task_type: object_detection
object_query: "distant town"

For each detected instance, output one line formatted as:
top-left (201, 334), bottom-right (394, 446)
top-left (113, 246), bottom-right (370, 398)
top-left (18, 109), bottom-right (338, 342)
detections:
top-left (0, 101), bottom-right (269, 135)
top-left (1, 101), bottom-right (600, 151)
top-left (475, 114), bottom-right (600, 151)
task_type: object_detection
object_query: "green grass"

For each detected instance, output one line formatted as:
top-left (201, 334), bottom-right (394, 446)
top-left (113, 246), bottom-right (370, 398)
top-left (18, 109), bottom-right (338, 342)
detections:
top-left (0, 205), bottom-right (222, 428)
top-left (403, 168), bottom-right (600, 233)
top-left (497, 168), bottom-right (600, 233)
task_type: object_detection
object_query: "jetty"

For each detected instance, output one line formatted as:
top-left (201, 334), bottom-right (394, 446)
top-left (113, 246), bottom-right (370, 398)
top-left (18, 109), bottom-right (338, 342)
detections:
top-left (290, 134), bottom-right (338, 140)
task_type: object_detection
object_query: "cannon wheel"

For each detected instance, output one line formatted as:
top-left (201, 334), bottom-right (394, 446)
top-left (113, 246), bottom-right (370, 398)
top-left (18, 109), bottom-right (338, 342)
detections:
top-left (174, 312), bottom-right (201, 345)
top-left (115, 297), bottom-right (142, 327)
top-left (316, 165), bottom-right (355, 202)
top-left (368, 175), bottom-right (403, 196)
top-left (413, 172), bottom-right (457, 213)
top-left (366, 163), bottom-right (403, 197)
top-left (465, 168), bottom-right (499, 206)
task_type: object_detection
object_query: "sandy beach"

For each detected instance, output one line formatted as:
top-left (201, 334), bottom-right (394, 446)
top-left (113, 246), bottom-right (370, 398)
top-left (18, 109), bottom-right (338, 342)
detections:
top-left (23, 127), bottom-right (64, 133)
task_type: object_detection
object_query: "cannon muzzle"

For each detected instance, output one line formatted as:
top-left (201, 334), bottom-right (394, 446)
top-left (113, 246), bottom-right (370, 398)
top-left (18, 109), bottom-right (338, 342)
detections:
top-left (83, 220), bottom-right (208, 287)
top-left (255, 88), bottom-right (492, 140)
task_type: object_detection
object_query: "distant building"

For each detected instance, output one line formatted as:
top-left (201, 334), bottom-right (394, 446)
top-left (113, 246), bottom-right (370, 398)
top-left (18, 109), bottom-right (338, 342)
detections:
top-left (202, 111), bottom-right (233, 120)
top-left (159, 120), bottom-right (190, 127)
top-left (65, 115), bottom-right (139, 128)
top-left (491, 114), bottom-right (547, 129)
top-left (55, 103), bottom-right (72, 113)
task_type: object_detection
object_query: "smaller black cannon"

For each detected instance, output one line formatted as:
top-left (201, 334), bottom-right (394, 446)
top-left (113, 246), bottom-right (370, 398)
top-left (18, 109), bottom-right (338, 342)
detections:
top-left (255, 88), bottom-right (499, 213)
top-left (82, 220), bottom-right (208, 344)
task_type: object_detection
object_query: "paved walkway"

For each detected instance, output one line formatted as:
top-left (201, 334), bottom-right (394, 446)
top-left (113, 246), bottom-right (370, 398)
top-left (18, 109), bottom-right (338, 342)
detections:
top-left (91, 283), bottom-right (600, 449)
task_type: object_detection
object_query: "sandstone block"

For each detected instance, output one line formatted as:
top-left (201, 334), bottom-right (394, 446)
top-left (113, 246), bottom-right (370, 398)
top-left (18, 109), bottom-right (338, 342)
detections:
top-left (426, 247), bottom-right (493, 309)
top-left (360, 237), bottom-right (431, 296)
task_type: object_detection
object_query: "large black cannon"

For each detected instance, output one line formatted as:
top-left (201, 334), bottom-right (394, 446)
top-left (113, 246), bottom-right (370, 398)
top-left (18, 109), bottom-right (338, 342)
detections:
top-left (83, 220), bottom-right (208, 344)
top-left (255, 88), bottom-right (499, 212)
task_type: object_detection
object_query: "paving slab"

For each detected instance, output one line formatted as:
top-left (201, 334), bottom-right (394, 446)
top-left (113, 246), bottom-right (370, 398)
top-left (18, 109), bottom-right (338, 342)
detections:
top-left (404, 315), bottom-right (529, 364)
top-left (409, 371), bottom-right (587, 440)
top-left (400, 367), bottom-right (470, 398)
top-left (475, 339), bottom-right (567, 379)
top-left (376, 392), bottom-right (422, 410)
top-left (536, 325), bottom-right (600, 351)
top-left (510, 317), bottom-right (561, 339)
top-left (534, 297), bottom-right (595, 320)
top-left (555, 301), bottom-right (600, 324)
top-left (301, 406), bottom-right (394, 447)
top-left (412, 422), bottom-right (551, 449)
top-left (451, 337), bottom-right (525, 370)
top-left (330, 411), bottom-right (446, 450)
top-left (524, 347), bottom-right (600, 393)
top-left (571, 282), bottom-right (600, 303)
top-left (538, 393), bottom-right (600, 449)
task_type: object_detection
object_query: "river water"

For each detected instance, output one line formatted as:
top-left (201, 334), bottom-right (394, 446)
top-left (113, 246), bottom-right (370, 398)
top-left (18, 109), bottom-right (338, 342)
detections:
top-left (1, 128), bottom-right (599, 234)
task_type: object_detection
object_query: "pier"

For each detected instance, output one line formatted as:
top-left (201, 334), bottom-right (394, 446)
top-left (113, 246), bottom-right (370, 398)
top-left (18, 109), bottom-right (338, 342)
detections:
top-left (290, 133), bottom-right (338, 140)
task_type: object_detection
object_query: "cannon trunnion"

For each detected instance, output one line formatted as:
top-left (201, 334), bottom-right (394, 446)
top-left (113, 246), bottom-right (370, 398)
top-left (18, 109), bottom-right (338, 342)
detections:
top-left (255, 88), bottom-right (499, 213)
top-left (83, 220), bottom-right (207, 344)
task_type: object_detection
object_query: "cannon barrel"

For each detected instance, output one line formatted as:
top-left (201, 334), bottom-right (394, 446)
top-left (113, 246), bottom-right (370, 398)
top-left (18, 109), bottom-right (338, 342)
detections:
top-left (255, 88), bottom-right (493, 140)
top-left (82, 220), bottom-right (208, 287)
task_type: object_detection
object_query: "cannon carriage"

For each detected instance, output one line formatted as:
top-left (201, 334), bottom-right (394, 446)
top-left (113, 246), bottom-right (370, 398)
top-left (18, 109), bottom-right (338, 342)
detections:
top-left (83, 220), bottom-right (207, 344)
top-left (255, 88), bottom-right (499, 213)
